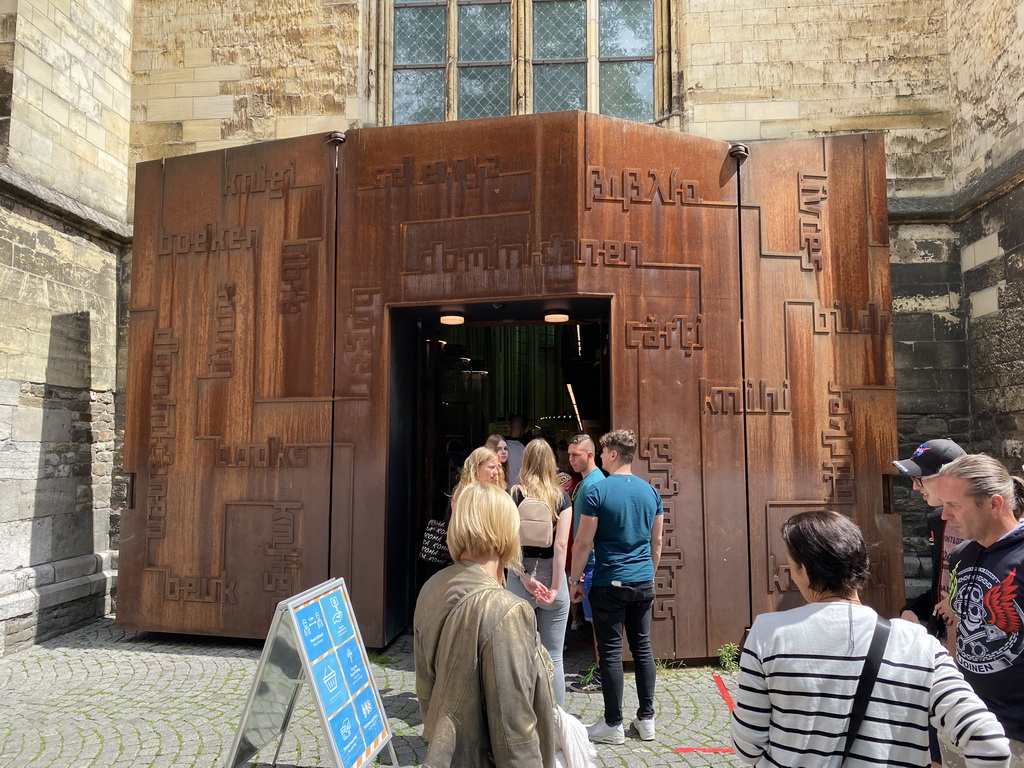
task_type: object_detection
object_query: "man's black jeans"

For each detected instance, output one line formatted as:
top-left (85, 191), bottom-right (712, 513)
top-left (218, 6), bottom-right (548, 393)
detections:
top-left (588, 581), bottom-right (657, 726)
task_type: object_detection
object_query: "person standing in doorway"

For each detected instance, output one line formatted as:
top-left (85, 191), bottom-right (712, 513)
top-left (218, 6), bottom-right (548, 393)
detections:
top-left (566, 433), bottom-right (604, 693)
top-left (505, 414), bottom-right (531, 486)
top-left (505, 439), bottom-right (573, 707)
top-left (569, 429), bottom-right (663, 744)
top-left (485, 434), bottom-right (510, 490)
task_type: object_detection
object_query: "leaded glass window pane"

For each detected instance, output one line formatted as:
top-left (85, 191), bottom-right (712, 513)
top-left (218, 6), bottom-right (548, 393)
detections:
top-left (599, 0), bottom-right (653, 58)
top-left (459, 4), bottom-right (511, 62)
top-left (458, 66), bottom-right (510, 118)
top-left (599, 60), bottom-right (653, 122)
top-left (394, 68), bottom-right (446, 125)
top-left (534, 63), bottom-right (586, 112)
top-left (395, 7), bottom-right (446, 64)
top-left (533, 1), bottom-right (585, 59)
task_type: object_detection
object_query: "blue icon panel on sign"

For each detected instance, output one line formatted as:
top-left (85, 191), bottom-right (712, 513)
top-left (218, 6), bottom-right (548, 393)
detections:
top-left (324, 590), bottom-right (355, 646)
top-left (294, 602), bottom-right (331, 661)
top-left (313, 651), bottom-right (350, 715)
top-left (339, 637), bottom-right (369, 692)
top-left (330, 701), bottom-right (367, 768)
top-left (352, 686), bottom-right (383, 739)
top-left (287, 580), bottom-right (389, 768)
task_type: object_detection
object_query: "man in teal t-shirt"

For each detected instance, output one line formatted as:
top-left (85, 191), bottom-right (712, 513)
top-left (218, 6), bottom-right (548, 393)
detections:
top-left (566, 433), bottom-right (605, 693)
top-left (569, 429), bottom-right (663, 745)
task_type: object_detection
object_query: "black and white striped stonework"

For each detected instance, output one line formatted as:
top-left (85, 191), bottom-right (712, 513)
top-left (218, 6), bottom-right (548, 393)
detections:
top-left (730, 602), bottom-right (1010, 768)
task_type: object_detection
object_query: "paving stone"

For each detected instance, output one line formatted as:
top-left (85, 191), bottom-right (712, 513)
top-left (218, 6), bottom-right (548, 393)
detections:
top-left (0, 618), bottom-right (745, 767)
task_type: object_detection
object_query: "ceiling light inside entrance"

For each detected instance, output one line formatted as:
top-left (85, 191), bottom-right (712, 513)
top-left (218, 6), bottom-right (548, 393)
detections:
top-left (440, 312), bottom-right (465, 326)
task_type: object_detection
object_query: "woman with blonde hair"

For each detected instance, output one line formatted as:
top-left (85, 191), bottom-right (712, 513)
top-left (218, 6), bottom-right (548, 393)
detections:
top-left (484, 434), bottom-right (510, 489)
top-left (415, 481), bottom-right (555, 767)
top-left (507, 438), bottom-right (573, 706)
top-left (450, 446), bottom-right (503, 510)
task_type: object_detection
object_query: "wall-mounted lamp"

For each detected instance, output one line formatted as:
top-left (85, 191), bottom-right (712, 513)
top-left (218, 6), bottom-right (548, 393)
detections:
top-left (544, 310), bottom-right (570, 323)
top-left (439, 312), bottom-right (465, 326)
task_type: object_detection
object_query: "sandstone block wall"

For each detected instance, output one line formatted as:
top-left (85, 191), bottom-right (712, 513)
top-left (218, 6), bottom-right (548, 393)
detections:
top-left (680, 0), bottom-right (951, 200)
top-left (889, 223), bottom-right (971, 590)
top-left (0, 0), bottom-right (131, 655)
top-left (2, 0), bottom-right (132, 224)
top-left (130, 0), bottom-right (371, 193)
top-left (960, 183), bottom-right (1024, 466)
top-left (0, 196), bottom-right (121, 656)
top-left (947, 0), bottom-right (1024, 187)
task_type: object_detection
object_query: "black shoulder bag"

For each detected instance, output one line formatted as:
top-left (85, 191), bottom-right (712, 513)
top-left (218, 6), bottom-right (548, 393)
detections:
top-left (841, 615), bottom-right (891, 764)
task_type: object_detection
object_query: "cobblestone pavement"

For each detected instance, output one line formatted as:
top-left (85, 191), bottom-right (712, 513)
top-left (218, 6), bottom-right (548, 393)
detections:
top-left (0, 617), bottom-right (745, 767)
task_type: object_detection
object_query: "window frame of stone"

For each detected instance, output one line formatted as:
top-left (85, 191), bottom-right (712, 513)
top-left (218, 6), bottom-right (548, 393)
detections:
top-left (385, 0), bottom-right (669, 124)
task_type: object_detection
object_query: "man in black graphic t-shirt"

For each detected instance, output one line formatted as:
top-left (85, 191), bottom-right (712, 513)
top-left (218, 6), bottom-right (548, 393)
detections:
top-left (938, 454), bottom-right (1024, 763)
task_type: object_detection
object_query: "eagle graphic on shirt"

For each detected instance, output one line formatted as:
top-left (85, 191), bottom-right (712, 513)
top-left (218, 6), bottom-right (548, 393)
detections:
top-left (949, 564), bottom-right (1024, 674)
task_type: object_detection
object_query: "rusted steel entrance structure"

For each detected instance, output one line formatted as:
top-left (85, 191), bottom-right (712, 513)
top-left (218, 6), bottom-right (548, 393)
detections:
top-left (121, 112), bottom-right (898, 657)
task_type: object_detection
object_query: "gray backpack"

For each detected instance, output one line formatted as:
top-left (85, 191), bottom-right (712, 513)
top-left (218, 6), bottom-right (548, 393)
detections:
top-left (513, 488), bottom-right (554, 548)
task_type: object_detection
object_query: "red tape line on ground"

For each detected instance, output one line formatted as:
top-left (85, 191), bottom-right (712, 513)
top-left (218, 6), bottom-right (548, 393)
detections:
top-left (713, 673), bottom-right (735, 712)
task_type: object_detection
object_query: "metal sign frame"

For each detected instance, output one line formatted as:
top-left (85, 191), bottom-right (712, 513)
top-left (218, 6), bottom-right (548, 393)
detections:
top-left (225, 578), bottom-right (396, 767)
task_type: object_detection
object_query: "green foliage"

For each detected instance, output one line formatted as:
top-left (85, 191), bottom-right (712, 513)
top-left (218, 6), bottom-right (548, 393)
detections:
top-left (717, 642), bottom-right (740, 672)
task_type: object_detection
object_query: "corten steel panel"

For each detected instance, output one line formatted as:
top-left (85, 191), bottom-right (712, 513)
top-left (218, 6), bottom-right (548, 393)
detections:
top-left (738, 134), bottom-right (900, 621)
top-left (121, 134), bottom-right (338, 638)
top-left (577, 115), bottom-right (746, 658)
top-left (335, 113), bottom-right (585, 644)
top-left (337, 113), bottom-right (750, 657)
top-left (121, 114), bottom-right (897, 655)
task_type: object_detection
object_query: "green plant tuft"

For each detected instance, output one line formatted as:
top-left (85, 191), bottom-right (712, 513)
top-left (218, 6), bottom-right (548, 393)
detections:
top-left (717, 641), bottom-right (740, 672)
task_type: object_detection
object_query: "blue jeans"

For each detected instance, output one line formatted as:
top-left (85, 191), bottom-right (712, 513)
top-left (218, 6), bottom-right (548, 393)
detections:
top-left (507, 556), bottom-right (570, 707)
top-left (588, 581), bottom-right (656, 726)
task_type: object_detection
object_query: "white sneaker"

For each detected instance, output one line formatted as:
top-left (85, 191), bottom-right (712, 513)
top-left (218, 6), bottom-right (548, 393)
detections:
top-left (586, 719), bottom-right (625, 745)
top-left (632, 717), bottom-right (656, 741)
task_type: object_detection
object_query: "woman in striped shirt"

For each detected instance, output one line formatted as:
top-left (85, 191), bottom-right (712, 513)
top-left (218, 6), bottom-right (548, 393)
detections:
top-left (731, 510), bottom-right (1009, 768)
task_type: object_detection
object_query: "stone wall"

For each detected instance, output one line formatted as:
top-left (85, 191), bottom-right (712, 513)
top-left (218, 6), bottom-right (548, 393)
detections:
top-left (960, 183), bottom-right (1024, 467)
top-left (888, 0), bottom-right (1024, 590)
top-left (0, 0), bottom-right (132, 655)
top-left (680, 0), bottom-right (951, 201)
top-left (130, 0), bottom-right (371, 178)
top-left (2, 0), bottom-right (132, 225)
top-left (888, 221), bottom-right (971, 590)
top-left (0, 1), bottom-right (14, 152)
top-left (946, 0), bottom-right (1024, 187)
top-left (0, 195), bottom-right (121, 656)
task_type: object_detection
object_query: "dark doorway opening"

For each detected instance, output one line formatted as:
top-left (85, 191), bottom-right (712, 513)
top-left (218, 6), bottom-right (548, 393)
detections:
top-left (387, 298), bottom-right (611, 633)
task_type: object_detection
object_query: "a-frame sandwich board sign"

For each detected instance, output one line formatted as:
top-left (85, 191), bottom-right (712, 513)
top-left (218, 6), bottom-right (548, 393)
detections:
top-left (225, 578), bottom-right (397, 767)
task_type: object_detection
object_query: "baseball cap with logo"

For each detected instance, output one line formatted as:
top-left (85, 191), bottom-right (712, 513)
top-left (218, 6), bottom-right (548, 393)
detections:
top-left (892, 438), bottom-right (966, 477)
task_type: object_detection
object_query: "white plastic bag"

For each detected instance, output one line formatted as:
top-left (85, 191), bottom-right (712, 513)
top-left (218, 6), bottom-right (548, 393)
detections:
top-left (553, 706), bottom-right (597, 768)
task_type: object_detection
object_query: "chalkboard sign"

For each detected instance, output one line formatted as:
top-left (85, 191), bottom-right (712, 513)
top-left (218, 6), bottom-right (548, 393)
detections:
top-left (225, 578), bottom-right (396, 768)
